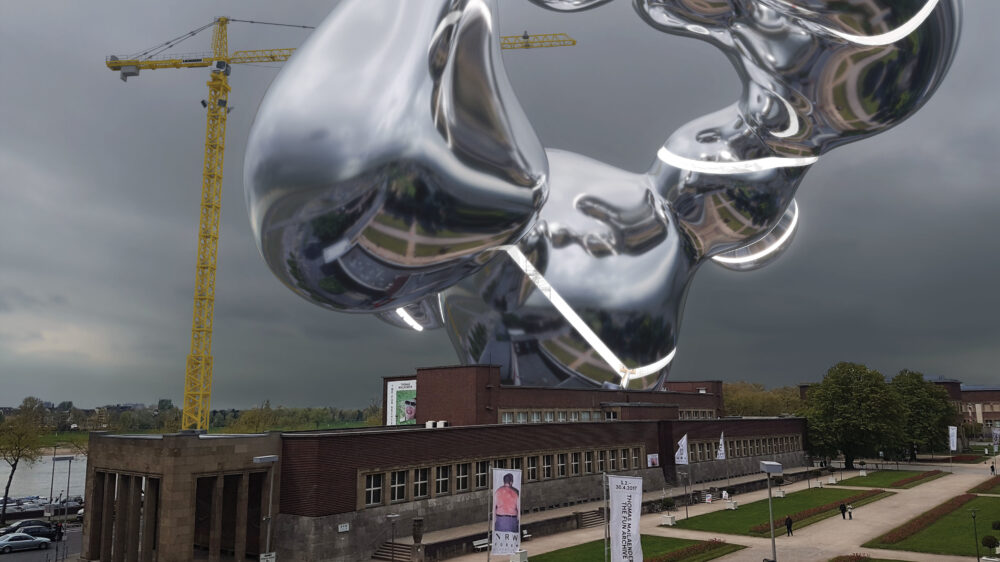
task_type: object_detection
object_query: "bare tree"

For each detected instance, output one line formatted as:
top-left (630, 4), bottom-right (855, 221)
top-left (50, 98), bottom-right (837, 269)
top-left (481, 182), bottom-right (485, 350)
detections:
top-left (0, 415), bottom-right (44, 524)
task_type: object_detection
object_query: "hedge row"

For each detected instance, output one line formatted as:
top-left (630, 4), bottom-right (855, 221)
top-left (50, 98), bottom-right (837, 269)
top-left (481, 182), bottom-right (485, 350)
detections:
top-left (873, 493), bottom-right (977, 544)
top-left (888, 470), bottom-right (942, 488)
top-left (749, 489), bottom-right (885, 534)
top-left (829, 555), bottom-right (872, 562)
top-left (970, 475), bottom-right (1000, 493)
top-left (648, 539), bottom-right (729, 562)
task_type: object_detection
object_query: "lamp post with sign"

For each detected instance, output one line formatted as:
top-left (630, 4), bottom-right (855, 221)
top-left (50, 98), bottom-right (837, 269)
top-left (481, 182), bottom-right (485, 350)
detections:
top-left (253, 455), bottom-right (279, 561)
top-left (761, 461), bottom-right (783, 562)
top-left (387, 513), bottom-right (400, 562)
top-left (47, 453), bottom-right (74, 521)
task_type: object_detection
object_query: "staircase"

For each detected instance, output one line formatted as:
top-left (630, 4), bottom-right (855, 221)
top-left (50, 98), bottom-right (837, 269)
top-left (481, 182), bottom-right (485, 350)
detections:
top-left (579, 509), bottom-right (604, 528)
top-left (372, 542), bottom-right (411, 561)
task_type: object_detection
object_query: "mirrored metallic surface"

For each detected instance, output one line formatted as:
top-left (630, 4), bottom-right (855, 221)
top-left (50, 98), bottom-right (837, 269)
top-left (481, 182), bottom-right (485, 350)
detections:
top-left (245, 0), bottom-right (961, 389)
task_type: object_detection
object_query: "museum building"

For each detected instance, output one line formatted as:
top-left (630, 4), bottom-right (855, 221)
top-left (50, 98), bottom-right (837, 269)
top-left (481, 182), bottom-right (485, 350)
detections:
top-left (80, 365), bottom-right (807, 562)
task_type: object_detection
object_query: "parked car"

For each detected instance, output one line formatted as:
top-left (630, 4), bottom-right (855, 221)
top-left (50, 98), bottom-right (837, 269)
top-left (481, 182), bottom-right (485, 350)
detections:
top-left (18, 525), bottom-right (59, 541)
top-left (0, 532), bottom-right (51, 553)
top-left (0, 520), bottom-right (50, 535)
top-left (76, 508), bottom-right (85, 522)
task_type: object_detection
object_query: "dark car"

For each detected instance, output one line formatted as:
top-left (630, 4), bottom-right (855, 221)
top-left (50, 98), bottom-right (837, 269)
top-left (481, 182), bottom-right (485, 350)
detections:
top-left (0, 520), bottom-right (50, 535)
top-left (19, 525), bottom-right (58, 540)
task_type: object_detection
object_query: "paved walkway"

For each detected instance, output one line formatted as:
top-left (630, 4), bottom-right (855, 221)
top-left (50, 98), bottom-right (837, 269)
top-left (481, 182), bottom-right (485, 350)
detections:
top-left (445, 464), bottom-right (994, 561)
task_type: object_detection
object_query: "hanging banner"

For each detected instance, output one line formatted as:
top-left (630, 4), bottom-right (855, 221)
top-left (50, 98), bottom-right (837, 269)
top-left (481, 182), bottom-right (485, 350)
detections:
top-left (992, 427), bottom-right (999, 451)
top-left (386, 379), bottom-right (417, 426)
top-left (948, 425), bottom-right (958, 452)
top-left (717, 432), bottom-right (726, 460)
top-left (675, 434), bottom-right (689, 465)
top-left (608, 475), bottom-right (644, 562)
top-left (491, 468), bottom-right (522, 555)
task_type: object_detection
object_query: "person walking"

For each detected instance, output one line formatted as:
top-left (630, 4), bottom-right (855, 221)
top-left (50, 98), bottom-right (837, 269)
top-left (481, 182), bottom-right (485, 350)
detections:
top-left (847, 504), bottom-right (853, 520)
top-left (839, 503), bottom-right (847, 519)
top-left (991, 462), bottom-right (995, 476)
top-left (785, 515), bottom-right (793, 536)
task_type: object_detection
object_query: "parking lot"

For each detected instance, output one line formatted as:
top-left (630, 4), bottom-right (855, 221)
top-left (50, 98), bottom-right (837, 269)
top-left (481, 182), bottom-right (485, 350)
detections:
top-left (0, 526), bottom-right (80, 561)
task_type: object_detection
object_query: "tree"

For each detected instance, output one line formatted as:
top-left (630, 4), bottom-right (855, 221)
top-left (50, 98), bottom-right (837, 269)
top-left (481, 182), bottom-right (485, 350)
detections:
top-left (890, 370), bottom-right (955, 458)
top-left (56, 401), bottom-right (74, 412)
top-left (0, 416), bottom-right (44, 523)
top-left (803, 362), bottom-right (905, 469)
top-left (157, 398), bottom-right (174, 412)
top-left (724, 382), bottom-right (804, 416)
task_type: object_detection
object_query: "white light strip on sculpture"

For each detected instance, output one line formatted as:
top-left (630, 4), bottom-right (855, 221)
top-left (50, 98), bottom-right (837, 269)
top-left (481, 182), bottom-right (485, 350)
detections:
top-left (821, 0), bottom-right (940, 46)
top-left (769, 93), bottom-right (800, 139)
top-left (395, 307), bottom-right (425, 332)
top-left (712, 200), bottom-right (800, 265)
top-left (500, 245), bottom-right (675, 386)
top-left (657, 147), bottom-right (817, 175)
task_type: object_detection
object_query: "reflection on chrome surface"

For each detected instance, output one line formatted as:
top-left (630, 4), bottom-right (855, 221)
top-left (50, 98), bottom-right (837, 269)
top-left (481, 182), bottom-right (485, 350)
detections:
top-left (245, 0), bottom-right (961, 390)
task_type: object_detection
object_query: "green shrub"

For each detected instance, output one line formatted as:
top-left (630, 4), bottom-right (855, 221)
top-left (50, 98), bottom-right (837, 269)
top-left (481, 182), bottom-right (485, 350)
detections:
top-left (992, 520), bottom-right (1000, 530)
top-left (983, 535), bottom-right (999, 549)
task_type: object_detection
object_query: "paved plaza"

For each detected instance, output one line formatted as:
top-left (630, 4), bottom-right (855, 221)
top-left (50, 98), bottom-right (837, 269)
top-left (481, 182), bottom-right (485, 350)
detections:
top-left (446, 462), bottom-right (995, 561)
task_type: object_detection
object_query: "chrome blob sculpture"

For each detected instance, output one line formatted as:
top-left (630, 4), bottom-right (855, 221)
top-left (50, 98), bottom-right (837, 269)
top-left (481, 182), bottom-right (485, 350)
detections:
top-left (244, 0), bottom-right (961, 390)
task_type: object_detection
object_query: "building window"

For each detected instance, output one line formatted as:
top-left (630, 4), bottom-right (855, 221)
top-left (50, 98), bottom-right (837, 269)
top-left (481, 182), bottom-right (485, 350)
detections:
top-left (543, 455), bottom-right (553, 479)
top-left (475, 461), bottom-right (488, 489)
top-left (414, 468), bottom-right (429, 498)
top-left (592, 411), bottom-right (601, 421)
top-left (390, 470), bottom-right (407, 503)
top-left (585, 451), bottom-right (594, 473)
top-left (605, 410), bottom-right (619, 421)
top-left (501, 412), bottom-right (514, 424)
top-left (365, 473), bottom-right (383, 506)
top-left (581, 411), bottom-right (591, 422)
top-left (456, 463), bottom-right (470, 492)
top-left (527, 456), bottom-right (538, 481)
top-left (557, 453), bottom-right (567, 477)
top-left (436, 466), bottom-right (450, 495)
top-left (689, 444), bottom-right (696, 463)
top-left (517, 411), bottom-right (527, 424)
top-left (598, 450), bottom-right (606, 472)
top-left (494, 459), bottom-right (507, 469)
top-left (572, 452), bottom-right (581, 475)
top-left (510, 457), bottom-right (523, 471)
top-left (531, 411), bottom-right (541, 423)
top-left (609, 450), bottom-right (618, 471)
top-left (544, 411), bottom-right (554, 423)
top-left (697, 442), bottom-right (705, 462)
top-left (620, 449), bottom-right (629, 470)
top-left (632, 448), bottom-right (641, 469)
top-left (570, 411), bottom-right (580, 422)
top-left (558, 411), bottom-right (567, 422)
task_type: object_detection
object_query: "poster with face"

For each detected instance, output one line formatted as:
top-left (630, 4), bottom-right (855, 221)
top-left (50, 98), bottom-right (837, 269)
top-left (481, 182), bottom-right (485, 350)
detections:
top-left (386, 380), bottom-right (417, 426)
top-left (491, 468), bottom-right (522, 555)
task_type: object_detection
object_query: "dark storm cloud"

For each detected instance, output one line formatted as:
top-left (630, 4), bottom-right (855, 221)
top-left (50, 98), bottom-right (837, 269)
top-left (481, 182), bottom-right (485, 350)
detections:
top-left (1, 0), bottom-right (997, 409)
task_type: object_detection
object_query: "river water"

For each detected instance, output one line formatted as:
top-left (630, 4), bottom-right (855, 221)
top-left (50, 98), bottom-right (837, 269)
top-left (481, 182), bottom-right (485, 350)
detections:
top-left (0, 455), bottom-right (87, 500)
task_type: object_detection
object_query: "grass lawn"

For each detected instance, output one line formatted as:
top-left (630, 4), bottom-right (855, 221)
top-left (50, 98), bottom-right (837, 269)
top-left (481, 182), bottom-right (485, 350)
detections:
top-left (839, 470), bottom-right (945, 489)
top-left (864, 495), bottom-right (1000, 557)
top-left (39, 432), bottom-right (90, 449)
top-left (674, 487), bottom-right (893, 536)
top-left (530, 535), bottom-right (743, 562)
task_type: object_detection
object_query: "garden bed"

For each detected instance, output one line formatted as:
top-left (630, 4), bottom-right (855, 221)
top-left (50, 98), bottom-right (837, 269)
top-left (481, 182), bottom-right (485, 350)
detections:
top-left (530, 535), bottom-right (743, 562)
top-left (862, 494), bottom-right (1000, 556)
top-left (970, 475), bottom-right (1000, 494)
top-left (838, 470), bottom-right (944, 489)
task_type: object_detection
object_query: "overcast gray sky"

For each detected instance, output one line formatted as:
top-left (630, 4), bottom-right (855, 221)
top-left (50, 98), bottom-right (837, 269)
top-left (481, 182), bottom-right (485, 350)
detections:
top-left (1, 1), bottom-right (997, 409)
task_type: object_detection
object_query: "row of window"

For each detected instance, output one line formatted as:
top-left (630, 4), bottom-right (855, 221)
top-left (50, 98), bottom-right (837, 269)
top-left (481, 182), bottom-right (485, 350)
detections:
top-left (678, 410), bottom-right (716, 420)
top-left (685, 434), bottom-right (802, 463)
top-left (498, 409), bottom-right (621, 424)
top-left (363, 446), bottom-right (645, 508)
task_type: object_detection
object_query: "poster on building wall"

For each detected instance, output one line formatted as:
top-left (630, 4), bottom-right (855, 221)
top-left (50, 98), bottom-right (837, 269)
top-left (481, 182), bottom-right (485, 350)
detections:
top-left (491, 468), bottom-right (522, 555)
top-left (646, 453), bottom-right (659, 467)
top-left (386, 379), bottom-right (417, 426)
top-left (948, 425), bottom-right (958, 451)
top-left (608, 475), bottom-right (643, 562)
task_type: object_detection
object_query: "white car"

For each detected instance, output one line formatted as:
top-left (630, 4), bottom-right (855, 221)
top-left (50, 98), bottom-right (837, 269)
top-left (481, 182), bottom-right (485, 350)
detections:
top-left (0, 532), bottom-right (51, 553)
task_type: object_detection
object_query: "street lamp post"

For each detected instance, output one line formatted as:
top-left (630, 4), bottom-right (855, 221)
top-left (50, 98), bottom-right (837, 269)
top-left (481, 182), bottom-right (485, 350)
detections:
top-left (47, 454), bottom-right (74, 522)
top-left (386, 513), bottom-right (400, 562)
top-left (253, 455), bottom-right (280, 557)
top-left (971, 508), bottom-right (981, 562)
top-left (761, 461), bottom-right (783, 562)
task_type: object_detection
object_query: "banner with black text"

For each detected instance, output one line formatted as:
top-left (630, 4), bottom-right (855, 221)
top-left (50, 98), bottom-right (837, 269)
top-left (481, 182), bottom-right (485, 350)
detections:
top-left (608, 475), bottom-right (643, 562)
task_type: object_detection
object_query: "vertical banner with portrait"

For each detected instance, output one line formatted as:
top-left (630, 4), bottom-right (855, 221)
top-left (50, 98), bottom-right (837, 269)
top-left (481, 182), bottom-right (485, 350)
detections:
top-left (608, 475), bottom-right (643, 562)
top-left (491, 468), bottom-right (522, 555)
top-left (386, 379), bottom-right (417, 426)
top-left (992, 427), bottom-right (999, 452)
top-left (948, 425), bottom-right (958, 451)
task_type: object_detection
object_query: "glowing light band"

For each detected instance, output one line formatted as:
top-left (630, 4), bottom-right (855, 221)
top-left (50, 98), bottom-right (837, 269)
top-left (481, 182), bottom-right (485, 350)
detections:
top-left (395, 307), bottom-right (425, 331)
top-left (657, 147), bottom-right (817, 174)
top-left (712, 200), bottom-right (799, 265)
top-left (820, 0), bottom-right (940, 46)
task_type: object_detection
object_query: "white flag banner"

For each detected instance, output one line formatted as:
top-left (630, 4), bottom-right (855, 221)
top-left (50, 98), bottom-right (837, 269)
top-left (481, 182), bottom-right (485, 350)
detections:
top-left (675, 434), bottom-right (689, 465)
top-left (608, 475), bottom-right (644, 562)
top-left (992, 427), bottom-right (999, 451)
top-left (717, 432), bottom-right (726, 460)
top-left (491, 468), bottom-right (522, 555)
top-left (948, 425), bottom-right (958, 452)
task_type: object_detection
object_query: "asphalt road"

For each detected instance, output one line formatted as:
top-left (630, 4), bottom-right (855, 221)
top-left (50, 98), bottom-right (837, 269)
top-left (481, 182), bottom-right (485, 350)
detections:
top-left (1, 527), bottom-right (80, 561)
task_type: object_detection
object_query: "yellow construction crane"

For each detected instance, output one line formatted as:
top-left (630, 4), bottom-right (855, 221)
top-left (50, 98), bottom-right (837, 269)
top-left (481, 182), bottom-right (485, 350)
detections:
top-left (106, 20), bottom-right (574, 431)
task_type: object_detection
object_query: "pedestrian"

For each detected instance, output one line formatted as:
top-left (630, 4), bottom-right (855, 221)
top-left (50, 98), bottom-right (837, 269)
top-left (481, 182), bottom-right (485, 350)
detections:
top-left (839, 503), bottom-right (847, 519)
top-left (991, 462), bottom-right (996, 476)
top-left (55, 522), bottom-right (63, 541)
top-left (847, 504), bottom-right (853, 520)
top-left (785, 515), bottom-right (793, 536)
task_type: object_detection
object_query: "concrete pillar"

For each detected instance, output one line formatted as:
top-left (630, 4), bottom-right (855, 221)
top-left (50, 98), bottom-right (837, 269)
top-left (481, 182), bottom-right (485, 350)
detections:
top-left (113, 475), bottom-right (131, 562)
top-left (234, 472), bottom-right (249, 561)
top-left (140, 477), bottom-right (159, 562)
top-left (82, 470), bottom-right (106, 559)
top-left (209, 475), bottom-right (223, 562)
top-left (100, 472), bottom-right (116, 562)
top-left (126, 475), bottom-right (142, 562)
